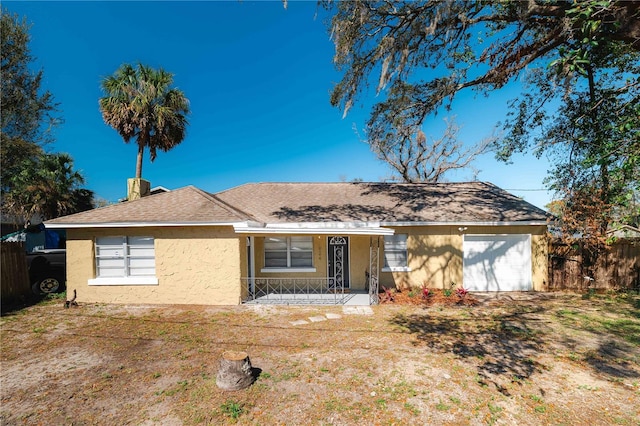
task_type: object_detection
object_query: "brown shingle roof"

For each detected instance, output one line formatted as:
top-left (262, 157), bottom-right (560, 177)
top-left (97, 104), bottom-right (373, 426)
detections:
top-left (214, 182), bottom-right (549, 223)
top-left (46, 182), bottom-right (549, 227)
top-left (46, 186), bottom-right (250, 225)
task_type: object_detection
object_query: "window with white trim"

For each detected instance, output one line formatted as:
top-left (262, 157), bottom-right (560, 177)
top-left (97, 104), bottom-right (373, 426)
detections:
top-left (95, 236), bottom-right (156, 277)
top-left (264, 236), bottom-right (313, 268)
top-left (383, 234), bottom-right (408, 270)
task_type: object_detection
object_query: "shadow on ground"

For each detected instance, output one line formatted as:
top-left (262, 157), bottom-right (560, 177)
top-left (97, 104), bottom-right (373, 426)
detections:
top-left (587, 339), bottom-right (640, 378)
top-left (390, 309), bottom-right (547, 395)
top-left (390, 301), bottom-right (640, 394)
top-left (0, 293), bottom-right (50, 316)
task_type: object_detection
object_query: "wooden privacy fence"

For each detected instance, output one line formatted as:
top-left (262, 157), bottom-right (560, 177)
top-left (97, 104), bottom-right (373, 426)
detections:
top-left (1, 242), bottom-right (31, 305)
top-left (548, 239), bottom-right (640, 292)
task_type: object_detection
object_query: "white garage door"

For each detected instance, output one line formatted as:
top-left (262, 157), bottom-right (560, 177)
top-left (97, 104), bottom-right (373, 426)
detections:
top-left (463, 234), bottom-right (532, 291)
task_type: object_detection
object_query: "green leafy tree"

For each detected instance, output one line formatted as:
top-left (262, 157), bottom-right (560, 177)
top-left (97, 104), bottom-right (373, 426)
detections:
top-left (99, 63), bottom-right (190, 179)
top-left (1, 9), bottom-right (92, 223)
top-left (0, 10), bottom-right (58, 146)
top-left (325, 0), bottom-right (639, 238)
top-left (497, 1), bottom-right (639, 263)
top-left (327, 1), bottom-right (638, 116)
top-left (1, 9), bottom-right (57, 212)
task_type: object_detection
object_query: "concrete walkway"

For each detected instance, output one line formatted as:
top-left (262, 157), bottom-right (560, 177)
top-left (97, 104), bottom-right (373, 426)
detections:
top-left (343, 293), bottom-right (371, 306)
top-left (289, 304), bottom-right (374, 326)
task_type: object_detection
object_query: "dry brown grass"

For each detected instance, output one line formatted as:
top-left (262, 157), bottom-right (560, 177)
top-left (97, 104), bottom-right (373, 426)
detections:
top-left (1, 292), bottom-right (639, 425)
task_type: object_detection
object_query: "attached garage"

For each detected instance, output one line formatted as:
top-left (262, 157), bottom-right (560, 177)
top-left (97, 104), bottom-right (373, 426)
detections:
top-left (463, 234), bottom-right (532, 291)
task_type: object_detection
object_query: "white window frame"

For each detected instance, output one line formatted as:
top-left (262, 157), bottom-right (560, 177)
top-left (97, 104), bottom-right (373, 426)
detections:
top-left (382, 234), bottom-right (411, 272)
top-left (89, 236), bottom-right (158, 285)
top-left (261, 236), bottom-right (315, 273)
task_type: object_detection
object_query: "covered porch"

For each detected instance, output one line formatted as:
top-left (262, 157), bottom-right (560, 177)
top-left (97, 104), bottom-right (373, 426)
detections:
top-left (236, 223), bottom-right (391, 305)
top-left (241, 278), bottom-right (372, 305)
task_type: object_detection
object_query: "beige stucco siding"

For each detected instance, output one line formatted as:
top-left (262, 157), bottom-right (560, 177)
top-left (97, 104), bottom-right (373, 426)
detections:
top-left (380, 225), bottom-right (548, 291)
top-left (66, 226), bottom-right (242, 305)
top-left (378, 226), bottom-right (459, 290)
top-left (348, 236), bottom-right (375, 290)
top-left (252, 235), bottom-right (326, 279)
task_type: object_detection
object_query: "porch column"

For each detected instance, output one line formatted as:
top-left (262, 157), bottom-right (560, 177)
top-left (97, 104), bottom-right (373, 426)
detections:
top-left (369, 236), bottom-right (380, 305)
top-left (247, 236), bottom-right (256, 298)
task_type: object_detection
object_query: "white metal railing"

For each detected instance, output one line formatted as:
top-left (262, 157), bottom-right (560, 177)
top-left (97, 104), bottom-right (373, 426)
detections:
top-left (241, 277), bottom-right (347, 304)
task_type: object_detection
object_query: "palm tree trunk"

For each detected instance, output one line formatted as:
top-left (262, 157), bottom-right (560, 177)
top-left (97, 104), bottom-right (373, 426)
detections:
top-left (135, 144), bottom-right (144, 179)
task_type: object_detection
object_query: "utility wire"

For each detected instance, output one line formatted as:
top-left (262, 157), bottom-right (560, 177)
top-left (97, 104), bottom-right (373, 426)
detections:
top-left (504, 188), bottom-right (548, 191)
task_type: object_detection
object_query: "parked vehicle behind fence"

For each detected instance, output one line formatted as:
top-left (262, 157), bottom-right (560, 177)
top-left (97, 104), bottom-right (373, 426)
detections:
top-left (26, 249), bottom-right (66, 294)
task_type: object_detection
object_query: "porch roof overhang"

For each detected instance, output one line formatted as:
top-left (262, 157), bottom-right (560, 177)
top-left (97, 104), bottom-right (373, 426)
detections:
top-left (233, 221), bottom-right (395, 236)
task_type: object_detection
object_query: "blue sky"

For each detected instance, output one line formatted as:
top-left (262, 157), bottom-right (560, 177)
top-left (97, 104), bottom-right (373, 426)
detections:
top-left (6, 1), bottom-right (553, 209)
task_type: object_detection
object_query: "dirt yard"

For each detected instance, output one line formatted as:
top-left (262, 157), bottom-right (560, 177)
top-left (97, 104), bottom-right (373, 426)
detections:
top-left (1, 292), bottom-right (639, 425)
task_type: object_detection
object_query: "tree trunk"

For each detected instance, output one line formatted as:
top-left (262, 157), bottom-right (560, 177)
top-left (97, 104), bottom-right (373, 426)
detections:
top-left (586, 64), bottom-right (610, 236)
top-left (135, 143), bottom-right (144, 179)
top-left (216, 351), bottom-right (255, 391)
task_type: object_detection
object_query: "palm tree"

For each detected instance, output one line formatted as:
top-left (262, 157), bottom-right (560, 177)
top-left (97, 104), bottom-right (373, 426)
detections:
top-left (99, 63), bottom-right (190, 179)
top-left (31, 153), bottom-right (94, 220)
top-left (4, 152), bottom-right (94, 221)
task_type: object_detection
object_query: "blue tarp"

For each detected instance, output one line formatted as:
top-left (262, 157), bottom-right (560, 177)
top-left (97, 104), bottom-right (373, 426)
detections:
top-left (0, 224), bottom-right (65, 250)
top-left (45, 229), bottom-right (60, 248)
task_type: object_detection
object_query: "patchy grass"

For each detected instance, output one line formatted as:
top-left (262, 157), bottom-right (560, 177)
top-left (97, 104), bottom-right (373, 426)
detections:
top-left (555, 293), bottom-right (640, 346)
top-left (0, 293), bottom-right (639, 425)
top-left (219, 400), bottom-right (246, 421)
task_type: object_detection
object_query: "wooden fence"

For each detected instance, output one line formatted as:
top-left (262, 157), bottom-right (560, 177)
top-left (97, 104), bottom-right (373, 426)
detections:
top-left (548, 239), bottom-right (640, 292)
top-left (1, 242), bottom-right (31, 305)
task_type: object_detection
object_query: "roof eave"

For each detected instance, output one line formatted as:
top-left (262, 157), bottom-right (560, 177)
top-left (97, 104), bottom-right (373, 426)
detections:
top-left (44, 221), bottom-right (242, 229)
top-left (380, 220), bottom-right (549, 227)
top-left (46, 219), bottom-right (549, 230)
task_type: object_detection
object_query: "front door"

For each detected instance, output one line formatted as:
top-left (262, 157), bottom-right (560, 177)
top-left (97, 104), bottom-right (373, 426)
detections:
top-left (328, 236), bottom-right (350, 289)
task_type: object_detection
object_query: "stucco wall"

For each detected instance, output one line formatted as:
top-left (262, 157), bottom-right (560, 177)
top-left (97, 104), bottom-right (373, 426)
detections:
top-left (379, 225), bottom-right (549, 291)
top-left (348, 236), bottom-right (376, 291)
top-left (66, 226), bottom-right (242, 305)
top-left (253, 235), bottom-right (326, 279)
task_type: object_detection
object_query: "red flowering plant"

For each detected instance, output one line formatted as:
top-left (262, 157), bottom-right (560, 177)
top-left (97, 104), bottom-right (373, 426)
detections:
top-left (455, 287), bottom-right (469, 300)
top-left (421, 284), bottom-right (431, 300)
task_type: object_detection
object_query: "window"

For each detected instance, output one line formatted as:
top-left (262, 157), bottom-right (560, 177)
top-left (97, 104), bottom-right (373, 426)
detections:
top-left (383, 234), bottom-right (409, 271)
top-left (91, 236), bottom-right (157, 284)
top-left (264, 236), bottom-right (313, 270)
